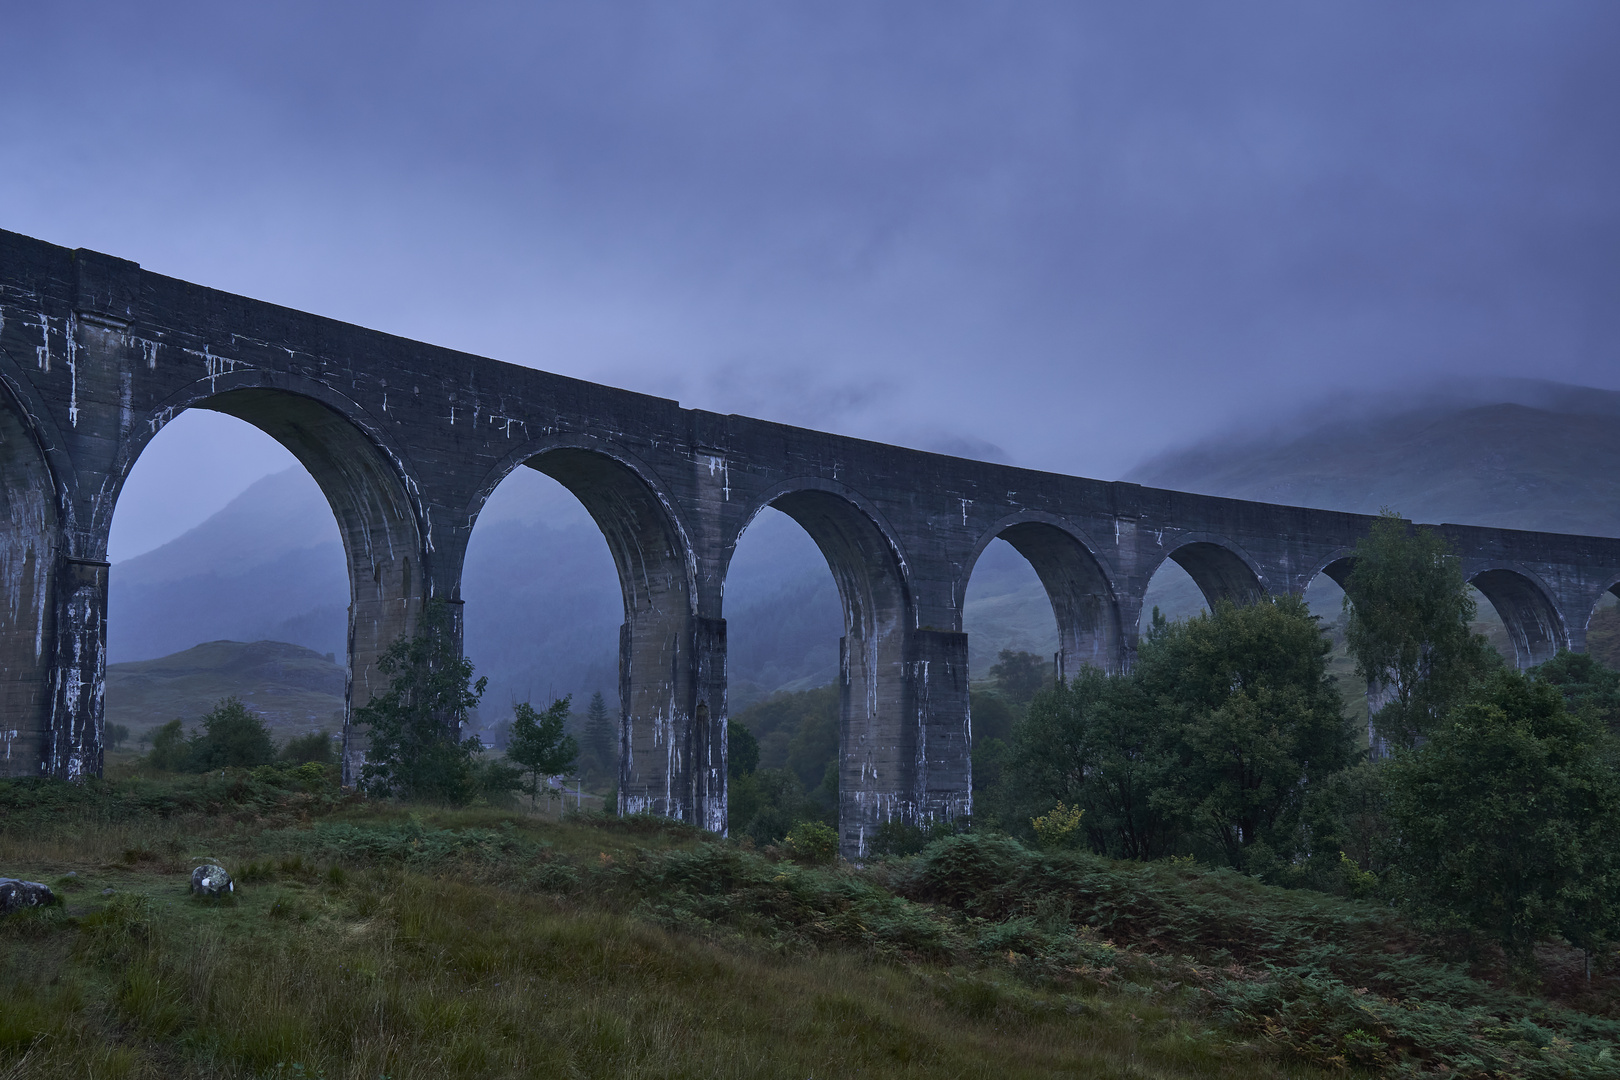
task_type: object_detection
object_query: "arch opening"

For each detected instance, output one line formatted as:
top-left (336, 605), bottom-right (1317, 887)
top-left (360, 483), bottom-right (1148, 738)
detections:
top-left (1301, 560), bottom-right (1369, 752)
top-left (459, 461), bottom-right (645, 815)
top-left (467, 447), bottom-right (710, 826)
top-left (1468, 568), bottom-right (1566, 669)
top-left (730, 489), bottom-right (913, 857)
top-left (189, 390), bottom-right (426, 782)
top-left (993, 522), bottom-right (1121, 679)
top-left (1168, 541), bottom-right (1265, 608)
top-left (1589, 588), bottom-right (1620, 669)
top-left (722, 506), bottom-right (844, 845)
top-left (104, 400), bottom-right (383, 780)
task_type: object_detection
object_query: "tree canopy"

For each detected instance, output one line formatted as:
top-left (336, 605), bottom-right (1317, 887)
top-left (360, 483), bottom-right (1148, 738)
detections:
top-left (1342, 510), bottom-right (1497, 749)
top-left (506, 697), bottom-right (578, 807)
top-left (1383, 669), bottom-right (1620, 957)
top-left (357, 600), bottom-right (489, 803)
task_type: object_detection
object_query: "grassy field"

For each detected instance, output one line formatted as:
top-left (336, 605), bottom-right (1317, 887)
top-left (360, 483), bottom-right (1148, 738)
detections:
top-left (3, 761), bottom-right (1617, 1079)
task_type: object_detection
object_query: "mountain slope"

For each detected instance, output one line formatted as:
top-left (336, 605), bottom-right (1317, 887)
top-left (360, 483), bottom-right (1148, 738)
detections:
top-left (1128, 393), bottom-right (1620, 537)
top-left (106, 639), bottom-right (346, 737)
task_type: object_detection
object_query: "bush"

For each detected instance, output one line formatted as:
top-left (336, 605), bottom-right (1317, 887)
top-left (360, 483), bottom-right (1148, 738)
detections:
top-left (145, 698), bottom-right (277, 772)
top-left (357, 600), bottom-right (489, 803)
top-left (782, 821), bottom-right (839, 864)
top-left (1030, 802), bottom-right (1084, 849)
top-left (1383, 669), bottom-right (1620, 957)
top-left (280, 730), bottom-right (336, 766)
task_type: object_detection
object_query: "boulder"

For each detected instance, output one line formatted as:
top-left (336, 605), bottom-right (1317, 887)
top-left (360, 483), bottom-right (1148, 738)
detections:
top-left (190, 863), bottom-right (234, 898)
top-left (0, 878), bottom-right (56, 913)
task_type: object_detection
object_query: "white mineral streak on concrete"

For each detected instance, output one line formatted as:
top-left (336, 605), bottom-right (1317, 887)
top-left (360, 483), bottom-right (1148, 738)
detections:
top-left (960, 498), bottom-right (970, 525)
top-left (64, 313), bottom-right (79, 426)
top-left (35, 312), bottom-right (49, 371)
top-left (188, 345), bottom-right (239, 390)
top-left (119, 371), bottom-right (132, 434)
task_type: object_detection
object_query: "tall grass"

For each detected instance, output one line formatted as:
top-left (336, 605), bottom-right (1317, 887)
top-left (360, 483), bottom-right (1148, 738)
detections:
top-left (2, 770), bottom-right (1615, 1078)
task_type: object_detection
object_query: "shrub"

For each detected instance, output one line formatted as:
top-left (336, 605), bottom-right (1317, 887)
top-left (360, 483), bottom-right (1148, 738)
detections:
top-left (1384, 669), bottom-right (1620, 958)
top-left (280, 730), bottom-right (336, 766)
top-left (782, 821), bottom-right (839, 864)
top-left (1030, 802), bottom-right (1084, 849)
top-left (144, 698), bottom-right (276, 772)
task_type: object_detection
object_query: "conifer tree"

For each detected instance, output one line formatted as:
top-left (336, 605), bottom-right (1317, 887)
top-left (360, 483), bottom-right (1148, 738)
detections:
top-left (582, 690), bottom-right (616, 781)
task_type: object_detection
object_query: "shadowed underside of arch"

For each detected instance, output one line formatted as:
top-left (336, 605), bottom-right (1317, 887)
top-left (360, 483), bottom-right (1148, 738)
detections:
top-left (528, 449), bottom-right (719, 828)
top-left (194, 389), bottom-right (425, 785)
top-left (1469, 568), bottom-right (1567, 668)
top-left (0, 392), bottom-right (59, 777)
top-left (767, 489), bottom-right (918, 857)
top-left (996, 521), bottom-right (1123, 676)
top-left (1168, 541), bottom-right (1266, 608)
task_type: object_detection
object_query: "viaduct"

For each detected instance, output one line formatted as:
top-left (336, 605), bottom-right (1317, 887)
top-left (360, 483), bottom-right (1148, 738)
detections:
top-left (3, 230), bottom-right (1618, 856)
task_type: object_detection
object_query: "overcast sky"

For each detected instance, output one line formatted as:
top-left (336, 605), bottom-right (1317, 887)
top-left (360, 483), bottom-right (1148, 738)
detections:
top-left (4, 3), bottom-right (1616, 559)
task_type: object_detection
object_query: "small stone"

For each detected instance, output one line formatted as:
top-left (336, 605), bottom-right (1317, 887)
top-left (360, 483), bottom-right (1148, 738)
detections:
top-left (101, 888), bottom-right (114, 896)
top-left (0, 878), bottom-right (56, 914)
top-left (190, 863), bottom-right (234, 898)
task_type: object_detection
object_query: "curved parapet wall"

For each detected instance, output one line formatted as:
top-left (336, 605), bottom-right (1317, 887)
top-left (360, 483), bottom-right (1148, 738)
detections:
top-left (5, 230), bottom-right (1620, 857)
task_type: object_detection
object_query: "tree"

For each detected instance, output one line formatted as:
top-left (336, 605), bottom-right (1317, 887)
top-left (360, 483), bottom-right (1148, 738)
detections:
top-left (191, 698), bottom-right (277, 769)
top-left (727, 720), bottom-right (759, 778)
top-left (357, 600), bottom-right (489, 803)
top-left (1009, 667), bottom-right (1178, 859)
top-left (1343, 510), bottom-right (1497, 749)
top-left (105, 723), bottom-right (130, 751)
top-left (145, 698), bottom-right (277, 772)
top-left (1530, 650), bottom-right (1620, 734)
top-left (281, 730), bottom-right (336, 766)
top-left (989, 649), bottom-right (1051, 705)
top-left (506, 697), bottom-right (578, 808)
top-left (581, 690), bottom-right (617, 782)
top-left (1140, 595), bottom-right (1355, 871)
top-left (147, 718), bottom-right (193, 771)
top-left (1383, 669), bottom-right (1620, 959)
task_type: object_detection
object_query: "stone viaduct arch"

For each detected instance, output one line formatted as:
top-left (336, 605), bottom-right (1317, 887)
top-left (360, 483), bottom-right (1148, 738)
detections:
top-left (962, 513), bottom-right (1123, 678)
top-left (464, 440), bottom-right (719, 830)
top-left (5, 231), bottom-right (1620, 859)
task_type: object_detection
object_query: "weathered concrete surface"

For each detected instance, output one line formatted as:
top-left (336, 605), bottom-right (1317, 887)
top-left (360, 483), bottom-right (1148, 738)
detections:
top-left (4, 229), bottom-right (1620, 856)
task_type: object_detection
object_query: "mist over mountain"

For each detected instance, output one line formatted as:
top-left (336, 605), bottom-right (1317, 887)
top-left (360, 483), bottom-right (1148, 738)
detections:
top-left (1131, 380), bottom-right (1620, 647)
top-left (1128, 380), bottom-right (1620, 537)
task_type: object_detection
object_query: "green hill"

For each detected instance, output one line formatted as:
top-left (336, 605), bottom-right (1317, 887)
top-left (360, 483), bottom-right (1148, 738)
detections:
top-left (106, 639), bottom-right (346, 741)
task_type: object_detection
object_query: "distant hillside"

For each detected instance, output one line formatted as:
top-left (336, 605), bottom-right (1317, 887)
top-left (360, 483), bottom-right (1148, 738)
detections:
top-left (106, 639), bottom-right (345, 739)
top-left (107, 468), bottom-right (349, 663)
top-left (1129, 385), bottom-right (1620, 537)
top-left (1128, 381), bottom-right (1620, 658)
